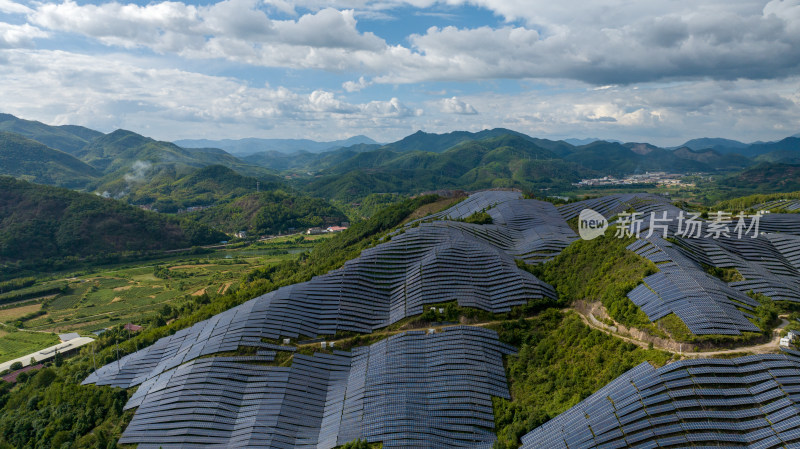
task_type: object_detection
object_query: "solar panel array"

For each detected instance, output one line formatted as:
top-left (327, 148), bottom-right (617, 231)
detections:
top-left (113, 326), bottom-right (514, 449)
top-left (757, 213), bottom-right (800, 236)
top-left (750, 199), bottom-right (800, 212)
top-left (417, 189), bottom-right (523, 221)
top-left (626, 237), bottom-right (761, 335)
top-left (557, 193), bottom-right (675, 221)
top-left (673, 234), bottom-right (800, 303)
top-left (84, 191), bottom-right (558, 389)
top-left (409, 191), bottom-right (578, 263)
top-left (521, 353), bottom-right (800, 449)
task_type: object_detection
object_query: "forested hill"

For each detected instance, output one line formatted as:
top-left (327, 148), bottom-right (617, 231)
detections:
top-left (0, 113), bottom-right (102, 155)
top-left (0, 177), bottom-right (225, 263)
top-left (297, 134), bottom-right (595, 201)
top-left (0, 132), bottom-right (99, 189)
top-left (119, 164), bottom-right (286, 213)
top-left (189, 190), bottom-right (348, 235)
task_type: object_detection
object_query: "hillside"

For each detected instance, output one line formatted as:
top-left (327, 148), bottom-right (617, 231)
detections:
top-left (190, 190), bottom-right (347, 235)
top-left (564, 141), bottom-right (721, 175)
top-left (77, 129), bottom-right (282, 198)
top-left (300, 134), bottom-right (592, 201)
top-left (3, 191), bottom-right (800, 448)
top-left (719, 162), bottom-right (800, 192)
top-left (0, 132), bottom-right (99, 189)
top-left (175, 135), bottom-right (379, 155)
top-left (671, 146), bottom-right (752, 169)
top-left (0, 113), bottom-right (102, 155)
top-left (79, 129), bottom-right (271, 176)
top-left (119, 164), bottom-right (286, 213)
top-left (680, 137), bottom-right (749, 154)
top-left (0, 177), bottom-right (225, 263)
top-left (380, 127), bottom-right (570, 154)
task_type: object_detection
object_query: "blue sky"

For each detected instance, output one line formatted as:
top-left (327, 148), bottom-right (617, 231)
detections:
top-left (1, 0), bottom-right (799, 146)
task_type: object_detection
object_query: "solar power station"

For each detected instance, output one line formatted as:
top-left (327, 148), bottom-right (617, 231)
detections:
top-left (520, 353), bottom-right (800, 449)
top-left (626, 237), bottom-right (762, 335)
top-left (115, 326), bottom-right (514, 448)
top-left (82, 190), bottom-right (800, 448)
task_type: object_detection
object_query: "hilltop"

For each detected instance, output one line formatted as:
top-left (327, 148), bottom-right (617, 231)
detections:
top-left (0, 132), bottom-right (99, 189)
top-left (0, 177), bottom-right (225, 264)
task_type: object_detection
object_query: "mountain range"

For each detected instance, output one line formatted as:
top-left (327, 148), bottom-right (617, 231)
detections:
top-left (2, 112), bottom-right (800, 204)
top-left (174, 135), bottom-right (380, 155)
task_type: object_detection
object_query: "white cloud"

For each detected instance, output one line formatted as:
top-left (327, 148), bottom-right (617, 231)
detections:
top-left (0, 49), bottom-right (426, 140)
top-left (0, 23), bottom-right (48, 48)
top-left (19, 0), bottom-right (800, 85)
top-left (343, 76), bottom-right (371, 92)
top-left (0, 0), bottom-right (32, 14)
top-left (440, 96), bottom-right (477, 114)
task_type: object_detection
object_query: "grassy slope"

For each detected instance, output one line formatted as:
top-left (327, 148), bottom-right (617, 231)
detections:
top-left (490, 310), bottom-right (671, 448)
top-left (529, 231), bottom-right (658, 331)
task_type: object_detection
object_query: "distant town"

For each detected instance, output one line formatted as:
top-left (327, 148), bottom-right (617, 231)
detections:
top-left (574, 172), bottom-right (695, 187)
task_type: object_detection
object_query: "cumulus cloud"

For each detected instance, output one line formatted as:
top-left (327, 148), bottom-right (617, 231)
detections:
top-left (0, 23), bottom-right (48, 48)
top-left (440, 96), bottom-right (477, 114)
top-left (0, 0), bottom-right (32, 14)
top-left (17, 0), bottom-right (800, 85)
top-left (0, 49), bottom-right (426, 140)
top-left (343, 76), bottom-right (371, 92)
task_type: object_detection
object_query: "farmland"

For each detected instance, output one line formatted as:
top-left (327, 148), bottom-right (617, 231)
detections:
top-left (0, 234), bottom-right (330, 362)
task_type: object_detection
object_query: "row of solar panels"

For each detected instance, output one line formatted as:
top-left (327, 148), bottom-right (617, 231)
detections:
top-left (116, 326), bottom-right (515, 448)
top-left (521, 352), bottom-right (800, 449)
top-left (85, 192), bottom-right (570, 390)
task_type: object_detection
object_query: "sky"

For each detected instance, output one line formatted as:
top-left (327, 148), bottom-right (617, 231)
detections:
top-left (1, 0), bottom-right (800, 146)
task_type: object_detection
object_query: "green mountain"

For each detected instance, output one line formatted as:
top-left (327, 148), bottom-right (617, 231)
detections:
top-left (755, 150), bottom-right (800, 164)
top-left (80, 129), bottom-right (281, 197)
top-left (121, 165), bottom-right (287, 213)
top-left (381, 128), bottom-right (570, 154)
top-left (79, 129), bottom-right (271, 175)
top-left (719, 162), bottom-right (800, 192)
top-left (741, 137), bottom-right (800, 158)
top-left (190, 190), bottom-right (347, 235)
top-left (242, 144), bottom-right (382, 172)
top-left (0, 132), bottom-right (99, 189)
top-left (564, 141), bottom-right (733, 175)
top-left (0, 177), bottom-right (225, 263)
top-left (680, 137), bottom-right (749, 154)
top-left (175, 135), bottom-right (379, 155)
top-left (0, 113), bottom-right (102, 155)
top-left (300, 134), bottom-right (591, 201)
top-left (671, 147), bottom-right (752, 169)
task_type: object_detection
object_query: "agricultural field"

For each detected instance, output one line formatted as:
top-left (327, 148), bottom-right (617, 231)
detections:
top-left (0, 234), bottom-right (331, 363)
top-left (0, 328), bottom-right (60, 363)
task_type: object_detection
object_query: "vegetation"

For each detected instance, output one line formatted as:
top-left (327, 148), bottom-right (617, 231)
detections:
top-left (490, 309), bottom-right (672, 448)
top-left (0, 360), bottom-right (132, 449)
top-left (527, 230), bottom-right (658, 331)
top-left (0, 132), bottom-right (98, 189)
top-left (120, 164), bottom-right (285, 213)
top-left (0, 329), bottom-right (60, 363)
top-left (191, 190), bottom-right (347, 236)
top-left (338, 439), bottom-right (381, 448)
top-left (298, 135), bottom-right (592, 202)
top-left (712, 190), bottom-right (800, 212)
top-left (462, 210), bottom-right (493, 224)
top-left (0, 177), bottom-right (225, 265)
